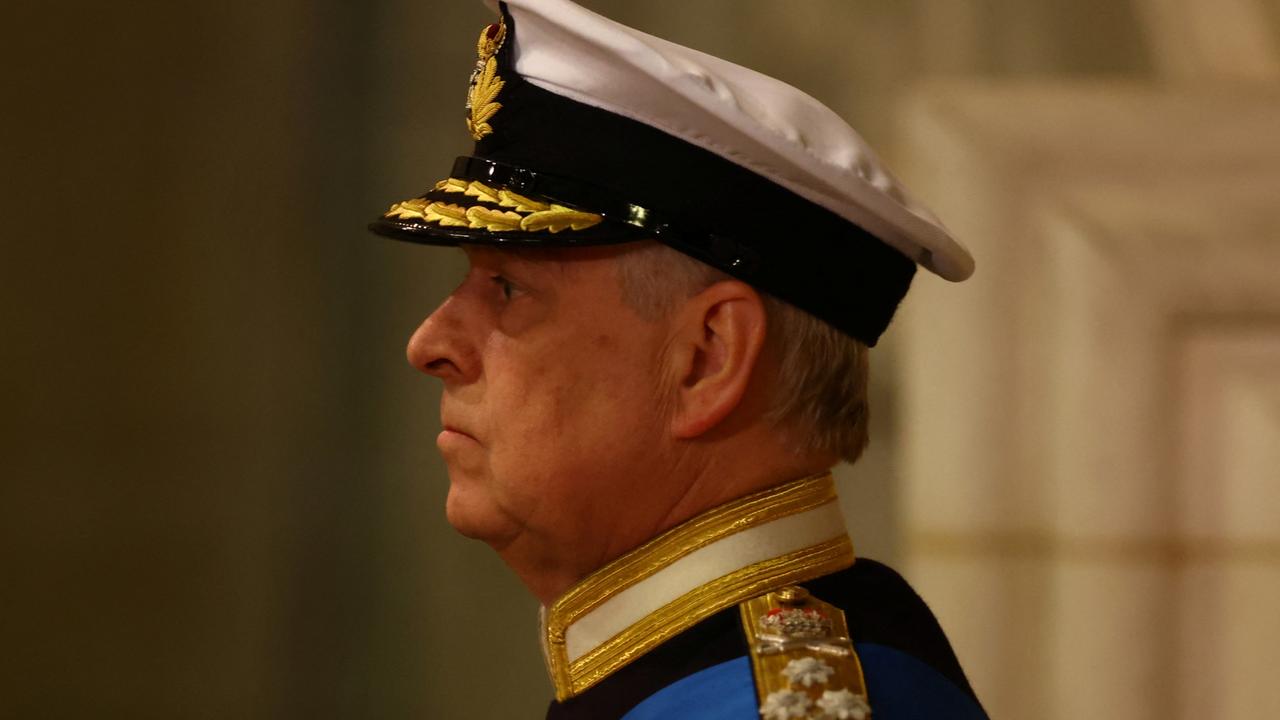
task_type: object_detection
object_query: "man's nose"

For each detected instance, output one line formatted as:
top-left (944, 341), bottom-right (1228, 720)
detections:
top-left (406, 296), bottom-right (478, 384)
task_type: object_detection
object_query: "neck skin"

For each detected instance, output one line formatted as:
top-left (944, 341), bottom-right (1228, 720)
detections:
top-left (495, 366), bottom-right (840, 606)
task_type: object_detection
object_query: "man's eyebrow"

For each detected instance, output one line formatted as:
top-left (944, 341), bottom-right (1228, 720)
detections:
top-left (463, 246), bottom-right (571, 282)
top-left (499, 246), bottom-right (577, 274)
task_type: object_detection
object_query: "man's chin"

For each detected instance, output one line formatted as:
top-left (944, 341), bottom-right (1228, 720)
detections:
top-left (443, 487), bottom-right (518, 547)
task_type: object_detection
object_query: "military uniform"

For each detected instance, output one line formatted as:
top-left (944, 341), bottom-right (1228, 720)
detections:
top-left (369, 1), bottom-right (985, 716)
top-left (539, 474), bottom-right (987, 719)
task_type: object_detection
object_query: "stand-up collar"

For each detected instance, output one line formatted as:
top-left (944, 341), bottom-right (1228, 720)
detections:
top-left (540, 472), bottom-right (855, 700)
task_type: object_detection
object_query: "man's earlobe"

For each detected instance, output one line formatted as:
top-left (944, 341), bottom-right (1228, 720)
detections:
top-left (669, 281), bottom-right (768, 439)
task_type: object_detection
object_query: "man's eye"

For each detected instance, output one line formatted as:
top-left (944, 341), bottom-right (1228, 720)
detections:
top-left (490, 274), bottom-right (516, 300)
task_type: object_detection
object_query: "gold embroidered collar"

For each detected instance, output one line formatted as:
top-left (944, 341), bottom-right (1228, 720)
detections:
top-left (540, 472), bottom-right (855, 700)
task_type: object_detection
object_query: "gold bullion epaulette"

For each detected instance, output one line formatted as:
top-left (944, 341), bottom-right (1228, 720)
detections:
top-left (740, 585), bottom-right (871, 720)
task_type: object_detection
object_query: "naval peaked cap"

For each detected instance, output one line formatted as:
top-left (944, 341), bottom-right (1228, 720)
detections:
top-left (369, 0), bottom-right (975, 346)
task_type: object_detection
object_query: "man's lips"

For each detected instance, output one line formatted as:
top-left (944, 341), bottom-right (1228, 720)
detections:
top-left (439, 423), bottom-right (480, 446)
top-left (439, 399), bottom-right (479, 444)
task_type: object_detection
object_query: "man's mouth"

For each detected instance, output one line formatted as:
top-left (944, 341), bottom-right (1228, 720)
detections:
top-left (439, 423), bottom-right (480, 448)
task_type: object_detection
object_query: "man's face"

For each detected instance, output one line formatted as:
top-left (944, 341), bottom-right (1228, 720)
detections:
top-left (406, 245), bottom-right (673, 563)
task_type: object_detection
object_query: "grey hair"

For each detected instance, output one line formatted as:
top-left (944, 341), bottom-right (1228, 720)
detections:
top-left (616, 242), bottom-right (870, 463)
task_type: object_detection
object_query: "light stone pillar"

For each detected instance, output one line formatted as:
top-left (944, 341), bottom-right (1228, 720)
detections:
top-left (1134, 0), bottom-right (1280, 81)
top-left (895, 83), bottom-right (1280, 719)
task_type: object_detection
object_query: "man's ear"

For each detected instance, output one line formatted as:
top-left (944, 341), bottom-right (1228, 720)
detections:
top-left (666, 280), bottom-right (768, 439)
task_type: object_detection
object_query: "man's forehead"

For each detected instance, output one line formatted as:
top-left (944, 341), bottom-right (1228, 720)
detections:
top-left (462, 243), bottom-right (637, 273)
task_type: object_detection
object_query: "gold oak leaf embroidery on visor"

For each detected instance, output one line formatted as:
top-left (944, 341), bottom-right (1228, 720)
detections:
top-left (466, 19), bottom-right (507, 141)
top-left (383, 178), bottom-right (605, 234)
top-left (466, 206), bottom-right (524, 231)
top-left (522, 207), bottom-right (602, 232)
top-left (384, 199), bottom-right (469, 228)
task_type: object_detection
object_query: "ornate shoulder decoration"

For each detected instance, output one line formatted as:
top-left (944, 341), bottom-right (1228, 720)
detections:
top-left (740, 585), bottom-right (871, 720)
top-left (465, 18), bottom-right (507, 141)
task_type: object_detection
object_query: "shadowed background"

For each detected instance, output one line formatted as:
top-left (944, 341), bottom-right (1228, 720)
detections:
top-left (2, 1), bottom-right (1276, 718)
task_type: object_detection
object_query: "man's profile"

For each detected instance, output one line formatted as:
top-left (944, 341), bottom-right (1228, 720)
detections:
top-left (369, 1), bottom-right (987, 718)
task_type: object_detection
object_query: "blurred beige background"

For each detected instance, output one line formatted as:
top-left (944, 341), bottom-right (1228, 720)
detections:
top-left (2, 1), bottom-right (1277, 718)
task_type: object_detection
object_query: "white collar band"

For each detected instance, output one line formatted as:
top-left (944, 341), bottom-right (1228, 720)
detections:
top-left (540, 473), bottom-right (855, 700)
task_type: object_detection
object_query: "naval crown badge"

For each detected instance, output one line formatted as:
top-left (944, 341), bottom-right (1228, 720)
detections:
top-left (465, 17), bottom-right (507, 140)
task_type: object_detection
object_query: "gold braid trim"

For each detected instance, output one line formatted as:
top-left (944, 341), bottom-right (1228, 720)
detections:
top-left (566, 537), bottom-right (854, 698)
top-left (542, 474), bottom-right (842, 699)
top-left (383, 179), bottom-right (605, 234)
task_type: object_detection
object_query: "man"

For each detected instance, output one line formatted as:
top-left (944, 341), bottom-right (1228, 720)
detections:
top-left (370, 1), bottom-right (987, 718)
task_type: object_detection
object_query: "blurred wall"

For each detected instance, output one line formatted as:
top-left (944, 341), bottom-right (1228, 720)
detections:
top-left (2, 1), bottom-right (437, 716)
top-left (4, 1), bottom-right (1268, 719)
top-left (897, 84), bottom-right (1280, 719)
